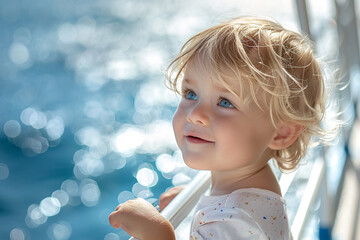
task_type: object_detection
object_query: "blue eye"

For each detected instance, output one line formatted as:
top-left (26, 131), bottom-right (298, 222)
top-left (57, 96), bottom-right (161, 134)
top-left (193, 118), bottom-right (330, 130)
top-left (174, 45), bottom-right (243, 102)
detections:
top-left (219, 98), bottom-right (234, 108)
top-left (185, 90), bottom-right (198, 100)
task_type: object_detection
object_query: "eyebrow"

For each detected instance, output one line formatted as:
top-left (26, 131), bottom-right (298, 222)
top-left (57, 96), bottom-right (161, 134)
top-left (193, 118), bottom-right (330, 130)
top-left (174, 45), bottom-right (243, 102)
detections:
top-left (183, 78), bottom-right (231, 93)
top-left (214, 85), bottom-right (231, 93)
top-left (182, 78), bottom-right (200, 89)
top-left (182, 78), bottom-right (193, 85)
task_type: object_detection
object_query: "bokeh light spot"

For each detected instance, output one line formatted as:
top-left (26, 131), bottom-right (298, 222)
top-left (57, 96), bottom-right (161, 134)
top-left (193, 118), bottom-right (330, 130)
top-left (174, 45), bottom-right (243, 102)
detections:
top-left (52, 190), bottom-right (69, 207)
top-left (156, 154), bottom-right (176, 174)
top-left (105, 60), bottom-right (137, 81)
top-left (80, 179), bottom-right (100, 207)
top-left (9, 42), bottom-right (29, 64)
top-left (136, 168), bottom-right (158, 187)
top-left (113, 126), bottom-right (144, 156)
top-left (10, 228), bottom-right (25, 240)
top-left (58, 23), bottom-right (78, 43)
top-left (61, 179), bottom-right (79, 197)
top-left (0, 163), bottom-right (10, 180)
top-left (172, 173), bottom-right (191, 186)
top-left (20, 107), bottom-right (36, 125)
top-left (29, 110), bottom-right (47, 129)
top-left (75, 127), bottom-right (102, 147)
top-left (45, 117), bottom-right (65, 140)
top-left (21, 137), bottom-right (49, 156)
top-left (117, 190), bottom-right (134, 203)
top-left (104, 233), bottom-right (120, 240)
top-left (27, 204), bottom-right (47, 225)
top-left (3, 120), bottom-right (21, 138)
top-left (47, 221), bottom-right (72, 240)
top-left (40, 197), bottom-right (61, 217)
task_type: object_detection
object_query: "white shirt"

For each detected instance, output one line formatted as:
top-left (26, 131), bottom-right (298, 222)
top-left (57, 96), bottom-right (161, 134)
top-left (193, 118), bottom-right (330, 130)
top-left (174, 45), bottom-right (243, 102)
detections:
top-left (190, 188), bottom-right (292, 240)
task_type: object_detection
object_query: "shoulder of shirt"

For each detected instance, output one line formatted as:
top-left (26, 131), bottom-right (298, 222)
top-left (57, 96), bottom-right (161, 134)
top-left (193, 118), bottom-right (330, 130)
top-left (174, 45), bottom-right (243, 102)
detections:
top-left (223, 188), bottom-right (287, 221)
top-left (192, 188), bottom-right (291, 239)
top-left (227, 188), bottom-right (286, 203)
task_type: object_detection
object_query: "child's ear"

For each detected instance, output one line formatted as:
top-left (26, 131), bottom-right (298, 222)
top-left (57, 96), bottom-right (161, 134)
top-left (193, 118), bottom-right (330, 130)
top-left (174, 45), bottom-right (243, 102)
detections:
top-left (268, 123), bottom-right (304, 150)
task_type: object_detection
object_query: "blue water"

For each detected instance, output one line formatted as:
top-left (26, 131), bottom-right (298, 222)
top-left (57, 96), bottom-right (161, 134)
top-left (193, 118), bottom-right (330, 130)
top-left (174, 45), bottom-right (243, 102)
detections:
top-left (0, 0), bottom-right (347, 239)
top-left (0, 0), bottom-right (186, 239)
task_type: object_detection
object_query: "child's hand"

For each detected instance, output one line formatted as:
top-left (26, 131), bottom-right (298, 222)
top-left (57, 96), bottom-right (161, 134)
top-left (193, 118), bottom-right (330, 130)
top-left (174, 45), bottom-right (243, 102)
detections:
top-left (108, 198), bottom-right (175, 240)
top-left (159, 185), bottom-right (185, 211)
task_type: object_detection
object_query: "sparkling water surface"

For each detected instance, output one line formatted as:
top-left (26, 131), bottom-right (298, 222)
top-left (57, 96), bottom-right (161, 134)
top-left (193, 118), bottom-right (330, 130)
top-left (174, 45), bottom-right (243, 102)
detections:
top-left (0, 0), bottom-right (340, 239)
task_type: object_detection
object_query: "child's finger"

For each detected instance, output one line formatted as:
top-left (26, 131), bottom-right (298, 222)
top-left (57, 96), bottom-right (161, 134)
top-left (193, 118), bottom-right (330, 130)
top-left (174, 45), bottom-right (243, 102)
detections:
top-left (108, 210), bottom-right (123, 229)
top-left (115, 204), bottom-right (122, 211)
top-left (159, 185), bottom-right (185, 211)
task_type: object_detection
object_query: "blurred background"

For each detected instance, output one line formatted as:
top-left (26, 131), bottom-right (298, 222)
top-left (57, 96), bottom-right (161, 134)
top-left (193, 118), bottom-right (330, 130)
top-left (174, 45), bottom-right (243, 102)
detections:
top-left (0, 0), bottom-right (358, 239)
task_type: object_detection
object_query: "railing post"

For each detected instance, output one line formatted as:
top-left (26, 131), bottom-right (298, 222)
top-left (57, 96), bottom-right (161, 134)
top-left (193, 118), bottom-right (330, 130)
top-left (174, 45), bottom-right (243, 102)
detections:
top-left (295, 0), bottom-right (311, 38)
top-left (334, 0), bottom-right (360, 105)
top-left (319, 147), bottom-right (332, 240)
top-left (291, 157), bottom-right (326, 240)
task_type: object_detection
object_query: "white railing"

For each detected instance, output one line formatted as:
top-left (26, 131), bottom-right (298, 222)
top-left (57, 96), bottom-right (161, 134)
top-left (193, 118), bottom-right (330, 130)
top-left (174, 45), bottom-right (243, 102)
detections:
top-left (291, 157), bottom-right (326, 240)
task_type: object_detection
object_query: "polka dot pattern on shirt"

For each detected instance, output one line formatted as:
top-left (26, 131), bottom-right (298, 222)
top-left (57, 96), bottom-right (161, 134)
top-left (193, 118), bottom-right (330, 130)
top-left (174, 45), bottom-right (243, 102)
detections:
top-left (190, 188), bottom-right (292, 239)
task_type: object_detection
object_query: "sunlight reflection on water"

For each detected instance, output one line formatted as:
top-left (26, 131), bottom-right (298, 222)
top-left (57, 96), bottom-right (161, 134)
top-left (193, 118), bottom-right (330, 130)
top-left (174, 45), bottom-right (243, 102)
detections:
top-left (0, 0), bottom-right (341, 239)
top-left (10, 228), bottom-right (26, 240)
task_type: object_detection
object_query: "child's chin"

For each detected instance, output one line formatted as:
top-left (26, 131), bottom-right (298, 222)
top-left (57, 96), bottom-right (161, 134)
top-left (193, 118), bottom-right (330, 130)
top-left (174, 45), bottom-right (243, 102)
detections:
top-left (183, 161), bottom-right (209, 171)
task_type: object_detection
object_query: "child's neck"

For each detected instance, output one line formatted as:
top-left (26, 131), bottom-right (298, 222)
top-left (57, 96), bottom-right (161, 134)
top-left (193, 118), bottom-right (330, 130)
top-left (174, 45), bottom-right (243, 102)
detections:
top-left (210, 164), bottom-right (282, 196)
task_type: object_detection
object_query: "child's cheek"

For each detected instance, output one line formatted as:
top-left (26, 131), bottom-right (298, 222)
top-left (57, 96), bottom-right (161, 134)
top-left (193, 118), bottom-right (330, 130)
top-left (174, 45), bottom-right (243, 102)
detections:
top-left (172, 107), bottom-right (185, 146)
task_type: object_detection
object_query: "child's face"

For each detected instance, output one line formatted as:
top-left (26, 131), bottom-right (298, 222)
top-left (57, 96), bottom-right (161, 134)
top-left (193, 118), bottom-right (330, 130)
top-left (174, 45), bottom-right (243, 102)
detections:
top-left (172, 58), bottom-right (279, 172)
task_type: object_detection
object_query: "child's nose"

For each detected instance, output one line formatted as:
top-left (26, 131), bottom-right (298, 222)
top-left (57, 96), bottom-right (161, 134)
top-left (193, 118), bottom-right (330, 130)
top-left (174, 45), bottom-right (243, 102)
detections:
top-left (186, 102), bottom-right (210, 126)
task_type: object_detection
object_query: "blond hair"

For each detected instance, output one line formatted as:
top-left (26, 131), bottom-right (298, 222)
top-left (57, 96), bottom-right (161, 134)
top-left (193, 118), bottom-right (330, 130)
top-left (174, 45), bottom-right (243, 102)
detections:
top-left (166, 16), bottom-right (332, 171)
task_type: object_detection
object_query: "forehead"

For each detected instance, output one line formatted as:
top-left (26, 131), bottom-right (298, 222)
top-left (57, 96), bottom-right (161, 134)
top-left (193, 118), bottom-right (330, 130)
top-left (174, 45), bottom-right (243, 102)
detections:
top-left (183, 56), bottom-right (242, 93)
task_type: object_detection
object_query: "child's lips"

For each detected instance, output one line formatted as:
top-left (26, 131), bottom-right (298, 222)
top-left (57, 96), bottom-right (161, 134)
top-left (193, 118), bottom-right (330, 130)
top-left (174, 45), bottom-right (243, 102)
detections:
top-left (185, 135), bottom-right (214, 144)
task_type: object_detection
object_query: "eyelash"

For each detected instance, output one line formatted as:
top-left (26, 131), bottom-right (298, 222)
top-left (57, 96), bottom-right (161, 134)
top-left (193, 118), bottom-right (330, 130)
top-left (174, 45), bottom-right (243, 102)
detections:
top-left (218, 98), bottom-right (235, 108)
top-left (182, 88), bottom-right (236, 109)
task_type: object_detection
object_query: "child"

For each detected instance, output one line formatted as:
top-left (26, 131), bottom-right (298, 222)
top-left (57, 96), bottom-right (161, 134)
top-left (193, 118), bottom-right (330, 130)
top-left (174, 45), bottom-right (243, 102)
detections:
top-left (109, 16), bottom-right (331, 240)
